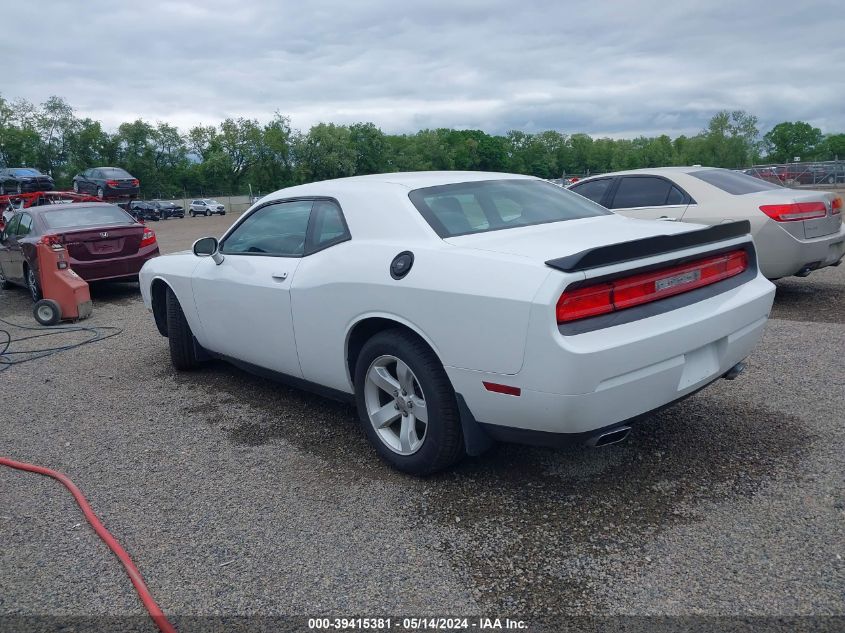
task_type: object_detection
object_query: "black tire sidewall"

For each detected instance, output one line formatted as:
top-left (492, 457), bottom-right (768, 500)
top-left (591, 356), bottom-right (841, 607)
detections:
top-left (354, 330), bottom-right (463, 475)
top-left (33, 299), bottom-right (61, 326)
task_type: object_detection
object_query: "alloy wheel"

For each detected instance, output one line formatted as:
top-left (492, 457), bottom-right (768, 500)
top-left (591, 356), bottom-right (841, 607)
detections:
top-left (27, 268), bottom-right (39, 301)
top-left (364, 354), bottom-right (428, 455)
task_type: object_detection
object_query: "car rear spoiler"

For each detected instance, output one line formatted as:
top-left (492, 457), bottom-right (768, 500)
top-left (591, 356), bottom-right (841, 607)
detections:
top-left (545, 220), bottom-right (751, 273)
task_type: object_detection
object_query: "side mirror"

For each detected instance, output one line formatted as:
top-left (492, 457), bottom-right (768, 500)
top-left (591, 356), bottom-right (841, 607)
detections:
top-left (192, 236), bottom-right (224, 265)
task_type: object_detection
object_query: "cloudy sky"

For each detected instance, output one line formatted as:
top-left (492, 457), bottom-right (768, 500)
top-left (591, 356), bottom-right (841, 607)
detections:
top-left (6, 1), bottom-right (844, 138)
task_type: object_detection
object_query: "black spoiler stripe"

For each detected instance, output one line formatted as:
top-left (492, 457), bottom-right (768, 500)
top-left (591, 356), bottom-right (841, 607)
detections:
top-left (545, 220), bottom-right (751, 273)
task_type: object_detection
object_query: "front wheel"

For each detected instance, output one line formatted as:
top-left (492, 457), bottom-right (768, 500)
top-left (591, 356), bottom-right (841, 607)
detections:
top-left (354, 329), bottom-right (465, 475)
top-left (73, 181), bottom-right (79, 193)
top-left (205, 210), bottom-right (210, 217)
top-left (165, 287), bottom-right (201, 370)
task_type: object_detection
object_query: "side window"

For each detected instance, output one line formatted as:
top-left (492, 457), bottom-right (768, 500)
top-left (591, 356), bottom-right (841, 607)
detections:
top-left (222, 199), bottom-right (313, 257)
top-left (610, 177), bottom-right (673, 209)
top-left (310, 200), bottom-right (351, 251)
top-left (16, 214), bottom-right (33, 236)
top-left (666, 186), bottom-right (686, 205)
top-left (3, 214), bottom-right (21, 239)
top-left (570, 178), bottom-right (613, 206)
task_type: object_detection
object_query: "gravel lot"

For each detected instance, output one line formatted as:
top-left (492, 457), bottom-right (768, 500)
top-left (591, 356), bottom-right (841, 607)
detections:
top-left (1, 212), bottom-right (843, 632)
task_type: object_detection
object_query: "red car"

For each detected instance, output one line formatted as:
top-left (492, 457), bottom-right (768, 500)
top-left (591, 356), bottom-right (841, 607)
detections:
top-left (0, 202), bottom-right (158, 300)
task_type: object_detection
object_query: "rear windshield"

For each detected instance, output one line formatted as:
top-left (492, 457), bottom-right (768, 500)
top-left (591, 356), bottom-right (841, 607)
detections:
top-left (42, 205), bottom-right (134, 229)
top-left (100, 168), bottom-right (132, 178)
top-left (690, 169), bottom-right (782, 195)
top-left (11, 168), bottom-right (42, 176)
top-left (408, 179), bottom-right (611, 238)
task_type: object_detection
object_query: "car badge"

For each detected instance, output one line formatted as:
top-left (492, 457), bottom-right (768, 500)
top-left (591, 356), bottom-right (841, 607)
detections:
top-left (100, 232), bottom-right (109, 238)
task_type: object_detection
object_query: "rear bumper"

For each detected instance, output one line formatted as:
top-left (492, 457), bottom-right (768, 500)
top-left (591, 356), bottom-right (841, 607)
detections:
top-left (756, 221), bottom-right (845, 278)
top-left (447, 273), bottom-right (775, 438)
top-left (69, 245), bottom-right (159, 281)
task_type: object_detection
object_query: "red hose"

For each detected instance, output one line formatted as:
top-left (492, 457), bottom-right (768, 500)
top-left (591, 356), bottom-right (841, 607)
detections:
top-left (0, 457), bottom-right (177, 633)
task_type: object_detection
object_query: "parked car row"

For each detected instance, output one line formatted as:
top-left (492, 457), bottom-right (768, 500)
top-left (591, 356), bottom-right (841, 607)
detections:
top-left (127, 200), bottom-right (185, 222)
top-left (569, 167), bottom-right (843, 279)
top-left (744, 164), bottom-right (845, 186)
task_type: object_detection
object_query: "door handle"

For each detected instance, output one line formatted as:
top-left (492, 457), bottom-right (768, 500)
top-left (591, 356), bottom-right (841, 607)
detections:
top-left (658, 216), bottom-right (678, 221)
top-left (271, 272), bottom-right (288, 281)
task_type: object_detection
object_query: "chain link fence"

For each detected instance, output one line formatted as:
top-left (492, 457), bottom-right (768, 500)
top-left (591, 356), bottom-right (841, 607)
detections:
top-left (745, 160), bottom-right (845, 187)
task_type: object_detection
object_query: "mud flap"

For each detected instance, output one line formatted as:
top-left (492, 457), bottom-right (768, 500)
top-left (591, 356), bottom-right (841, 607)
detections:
top-left (455, 393), bottom-right (494, 457)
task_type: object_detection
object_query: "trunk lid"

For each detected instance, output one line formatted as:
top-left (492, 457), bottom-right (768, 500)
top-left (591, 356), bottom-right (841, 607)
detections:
top-left (750, 188), bottom-right (841, 239)
top-left (443, 214), bottom-right (703, 262)
top-left (60, 225), bottom-right (144, 261)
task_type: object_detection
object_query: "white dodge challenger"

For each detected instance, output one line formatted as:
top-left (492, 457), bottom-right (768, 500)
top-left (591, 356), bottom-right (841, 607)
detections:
top-left (140, 172), bottom-right (775, 474)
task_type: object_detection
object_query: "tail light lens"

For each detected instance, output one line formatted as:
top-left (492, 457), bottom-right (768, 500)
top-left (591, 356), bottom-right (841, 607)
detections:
top-left (106, 179), bottom-right (119, 187)
top-left (140, 228), bottom-right (157, 248)
top-left (131, 179), bottom-right (139, 186)
top-left (38, 234), bottom-right (64, 250)
top-left (760, 202), bottom-right (828, 222)
top-left (556, 250), bottom-right (748, 324)
top-left (832, 197), bottom-right (842, 214)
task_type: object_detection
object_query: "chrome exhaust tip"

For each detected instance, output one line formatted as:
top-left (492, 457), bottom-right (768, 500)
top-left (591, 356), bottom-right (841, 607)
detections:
top-left (585, 425), bottom-right (631, 448)
top-left (723, 361), bottom-right (746, 381)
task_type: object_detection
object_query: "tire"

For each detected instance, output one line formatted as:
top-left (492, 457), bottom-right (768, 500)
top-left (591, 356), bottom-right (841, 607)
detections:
top-left (189, 211), bottom-right (194, 217)
top-left (354, 329), bottom-right (465, 475)
top-left (26, 266), bottom-right (42, 302)
top-left (16, 183), bottom-right (22, 194)
top-left (205, 210), bottom-right (210, 217)
top-left (0, 184), bottom-right (5, 195)
top-left (33, 299), bottom-right (61, 326)
top-left (97, 187), bottom-right (104, 199)
top-left (0, 263), bottom-right (10, 289)
top-left (220, 211), bottom-right (226, 216)
top-left (73, 181), bottom-right (79, 193)
top-left (165, 286), bottom-right (201, 370)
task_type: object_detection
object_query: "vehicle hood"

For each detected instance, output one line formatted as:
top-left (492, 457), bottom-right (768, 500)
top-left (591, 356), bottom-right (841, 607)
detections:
top-left (443, 214), bottom-right (705, 261)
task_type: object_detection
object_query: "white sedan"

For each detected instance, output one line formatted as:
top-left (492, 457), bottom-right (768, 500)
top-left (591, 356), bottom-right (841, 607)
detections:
top-left (569, 167), bottom-right (844, 279)
top-left (140, 172), bottom-right (775, 474)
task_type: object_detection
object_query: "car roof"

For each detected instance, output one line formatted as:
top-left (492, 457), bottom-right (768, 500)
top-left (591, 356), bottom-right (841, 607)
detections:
top-left (24, 202), bottom-right (125, 215)
top-left (263, 171), bottom-right (538, 201)
top-left (578, 166), bottom-right (721, 180)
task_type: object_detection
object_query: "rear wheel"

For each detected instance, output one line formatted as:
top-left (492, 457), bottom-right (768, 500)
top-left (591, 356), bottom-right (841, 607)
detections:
top-left (26, 266), bottom-right (42, 302)
top-left (0, 264), bottom-right (10, 289)
top-left (96, 187), bottom-right (104, 199)
top-left (73, 181), bottom-right (79, 193)
top-left (205, 210), bottom-right (210, 217)
top-left (33, 299), bottom-right (61, 326)
top-left (165, 287), bottom-right (201, 370)
top-left (16, 183), bottom-right (22, 194)
top-left (354, 329), bottom-right (465, 475)
top-left (0, 183), bottom-right (5, 195)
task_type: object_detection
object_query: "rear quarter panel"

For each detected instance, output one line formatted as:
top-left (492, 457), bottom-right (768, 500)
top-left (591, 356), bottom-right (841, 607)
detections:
top-left (290, 240), bottom-right (553, 393)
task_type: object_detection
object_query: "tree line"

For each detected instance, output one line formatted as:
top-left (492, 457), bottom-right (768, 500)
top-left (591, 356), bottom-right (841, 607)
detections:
top-left (1, 94), bottom-right (843, 198)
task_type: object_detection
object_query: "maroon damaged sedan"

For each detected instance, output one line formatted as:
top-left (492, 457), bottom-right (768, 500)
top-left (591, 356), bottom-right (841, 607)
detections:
top-left (0, 202), bottom-right (159, 300)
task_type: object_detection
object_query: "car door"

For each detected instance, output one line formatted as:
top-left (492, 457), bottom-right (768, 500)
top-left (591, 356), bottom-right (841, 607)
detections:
top-left (1, 213), bottom-right (32, 281)
top-left (607, 175), bottom-right (690, 220)
top-left (0, 213), bottom-right (21, 281)
top-left (191, 198), bottom-right (314, 377)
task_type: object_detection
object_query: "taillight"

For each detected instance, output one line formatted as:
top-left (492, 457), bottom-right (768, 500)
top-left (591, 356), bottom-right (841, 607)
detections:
top-left (556, 250), bottom-right (748, 324)
top-left (140, 228), bottom-right (156, 248)
top-left (106, 179), bottom-right (119, 187)
top-left (760, 202), bottom-right (828, 222)
top-left (38, 234), bottom-right (64, 250)
top-left (832, 197), bottom-right (842, 214)
top-left (131, 179), bottom-right (139, 186)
